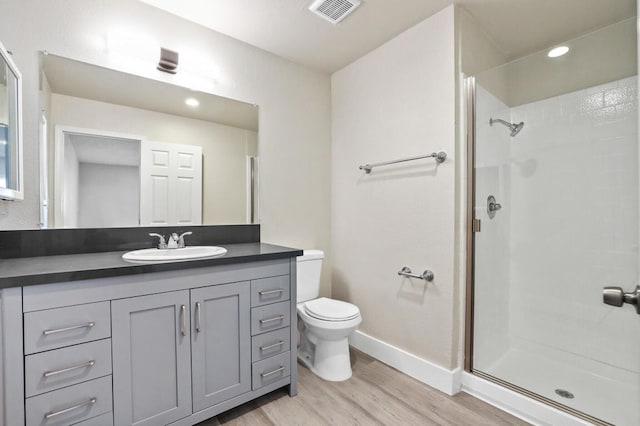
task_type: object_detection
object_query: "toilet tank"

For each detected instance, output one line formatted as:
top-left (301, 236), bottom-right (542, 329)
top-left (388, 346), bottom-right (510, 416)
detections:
top-left (296, 249), bottom-right (324, 303)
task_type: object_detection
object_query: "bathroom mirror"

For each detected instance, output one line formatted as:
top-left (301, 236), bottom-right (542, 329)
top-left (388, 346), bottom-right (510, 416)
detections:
top-left (40, 54), bottom-right (259, 228)
top-left (0, 41), bottom-right (23, 201)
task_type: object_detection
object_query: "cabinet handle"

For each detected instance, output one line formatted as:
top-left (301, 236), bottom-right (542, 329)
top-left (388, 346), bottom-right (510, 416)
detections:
top-left (195, 302), bottom-right (201, 333)
top-left (261, 365), bottom-right (284, 378)
top-left (44, 396), bottom-right (97, 419)
top-left (180, 305), bottom-right (186, 336)
top-left (259, 315), bottom-right (284, 324)
top-left (43, 321), bottom-right (95, 336)
top-left (259, 288), bottom-right (284, 296)
top-left (43, 360), bottom-right (96, 378)
top-left (260, 340), bottom-right (285, 351)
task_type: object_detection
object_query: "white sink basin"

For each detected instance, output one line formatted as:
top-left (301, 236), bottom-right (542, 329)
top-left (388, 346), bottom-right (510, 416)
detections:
top-left (122, 246), bottom-right (227, 263)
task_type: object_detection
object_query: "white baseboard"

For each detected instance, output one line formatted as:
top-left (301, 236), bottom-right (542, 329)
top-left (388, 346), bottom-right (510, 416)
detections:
top-left (349, 330), bottom-right (462, 396)
top-left (461, 372), bottom-right (592, 426)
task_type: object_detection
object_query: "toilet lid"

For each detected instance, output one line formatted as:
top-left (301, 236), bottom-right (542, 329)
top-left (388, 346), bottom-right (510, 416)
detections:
top-left (304, 297), bottom-right (360, 321)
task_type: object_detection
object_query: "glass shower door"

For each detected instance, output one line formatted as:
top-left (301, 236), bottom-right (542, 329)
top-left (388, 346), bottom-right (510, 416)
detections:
top-left (470, 19), bottom-right (640, 426)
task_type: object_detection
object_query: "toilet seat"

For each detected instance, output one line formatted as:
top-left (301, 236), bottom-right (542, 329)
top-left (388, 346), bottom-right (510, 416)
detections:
top-left (303, 297), bottom-right (360, 321)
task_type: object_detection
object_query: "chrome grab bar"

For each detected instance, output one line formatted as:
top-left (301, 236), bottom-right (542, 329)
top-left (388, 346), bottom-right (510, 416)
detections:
top-left (259, 288), bottom-right (284, 296)
top-left (43, 360), bottom-right (96, 378)
top-left (44, 397), bottom-right (97, 419)
top-left (260, 366), bottom-right (284, 378)
top-left (359, 151), bottom-right (447, 174)
top-left (43, 322), bottom-right (95, 336)
top-left (260, 340), bottom-right (285, 351)
top-left (398, 266), bottom-right (434, 282)
top-left (259, 315), bottom-right (285, 324)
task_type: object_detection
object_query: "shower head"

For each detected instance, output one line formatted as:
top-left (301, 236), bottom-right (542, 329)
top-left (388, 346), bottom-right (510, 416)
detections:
top-left (490, 118), bottom-right (525, 137)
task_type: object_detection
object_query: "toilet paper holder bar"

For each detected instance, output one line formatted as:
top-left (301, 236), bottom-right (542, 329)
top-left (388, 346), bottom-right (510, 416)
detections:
top-left (398, 266), bottom-right (434, 282)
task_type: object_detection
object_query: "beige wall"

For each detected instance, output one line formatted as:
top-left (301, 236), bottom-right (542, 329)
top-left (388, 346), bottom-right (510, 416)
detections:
top-left (332, 6), bottom-right (459, 369)
top-left (0, 0), bottom-right (332, 295)
top-left (50, 94), bottom-right (255, 226)
top-left (457, 6), bottom-right (508, 78)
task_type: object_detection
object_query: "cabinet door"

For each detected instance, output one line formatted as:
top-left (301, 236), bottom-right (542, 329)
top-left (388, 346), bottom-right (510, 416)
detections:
top-left (191, 281), bottom-right (251, 412)
top-left (112, 290), bottom-right (191, 426)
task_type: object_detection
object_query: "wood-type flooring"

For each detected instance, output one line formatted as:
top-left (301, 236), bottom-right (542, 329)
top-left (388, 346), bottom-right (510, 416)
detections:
top-left (199, 348), bottom-right (530, 425)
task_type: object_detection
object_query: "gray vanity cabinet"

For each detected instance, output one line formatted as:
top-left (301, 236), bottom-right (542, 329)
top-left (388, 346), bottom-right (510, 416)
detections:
top-left (112, 290), bottom-right (193, 426)
top-left (191, 281), bottom-right (251, 411)
top-left (13, 256), bottom-right (298, 426)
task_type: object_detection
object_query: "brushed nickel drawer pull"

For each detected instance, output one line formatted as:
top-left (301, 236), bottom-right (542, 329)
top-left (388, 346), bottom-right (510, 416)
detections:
top-left (261, 366), bottom-right (284, 378)
top-left (260, 340), bottom-right (285, 351)
top-left (43, 360), bottom-right (96, 378)
top-left (259, 288), bottom-right (284, 296)
top-left (195, 302), bottom-right (201, 333)
top-left (44, 396), bottom-right (97, 419)
top-left (43, 322), bottom-right (95, 336)
top-left (259, 315), bottom-right (284, 324)
top-left (180, 305), bottom-right (187, 336)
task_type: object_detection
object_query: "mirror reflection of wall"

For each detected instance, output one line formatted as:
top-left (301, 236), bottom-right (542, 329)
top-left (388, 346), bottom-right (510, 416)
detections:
top-left (41, 54), bottom-right (259, 228)
top-left (0, 47), bottom-right (22, 199)
top-left (0, 125), bottom-right (7, 188)
top-left (0, 64), bottom-right (7, 189)
top-left (57, 131), bottom-right (141, 228)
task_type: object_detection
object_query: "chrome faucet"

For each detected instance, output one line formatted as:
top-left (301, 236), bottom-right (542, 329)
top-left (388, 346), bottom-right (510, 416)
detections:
top-left (176, 231), bottom-right (192, 248)
top-left (149, 233), bottom-right (167, 249)
top-left (167, 233), bottom-right (179, 249)
top-left (150, 231), bottom-right (192, 249)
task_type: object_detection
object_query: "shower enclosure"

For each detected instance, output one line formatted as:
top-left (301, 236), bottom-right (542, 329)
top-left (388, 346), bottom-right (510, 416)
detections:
top-left (467, 18), bottom-right (639, 426)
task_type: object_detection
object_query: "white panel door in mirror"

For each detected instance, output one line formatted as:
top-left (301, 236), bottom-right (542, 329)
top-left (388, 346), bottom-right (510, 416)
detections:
top-left (141, 141), bottom-right (202, 226)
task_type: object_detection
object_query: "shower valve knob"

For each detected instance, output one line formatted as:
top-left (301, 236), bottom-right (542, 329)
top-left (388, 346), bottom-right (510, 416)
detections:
top-left (603, 286), bottom-right (640, 314)
top-left (487, 195), bottom-right (502, 219)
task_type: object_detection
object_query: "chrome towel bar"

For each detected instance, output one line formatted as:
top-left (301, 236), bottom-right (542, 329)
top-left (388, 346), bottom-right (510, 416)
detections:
top-left (398, 266), bottom-right (434, 282)
top-left (359, 151), bottom-right (446, 174)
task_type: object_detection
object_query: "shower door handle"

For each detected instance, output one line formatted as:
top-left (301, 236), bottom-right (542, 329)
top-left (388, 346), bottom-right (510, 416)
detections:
top-left (602, 285), bottom-right (640, 314)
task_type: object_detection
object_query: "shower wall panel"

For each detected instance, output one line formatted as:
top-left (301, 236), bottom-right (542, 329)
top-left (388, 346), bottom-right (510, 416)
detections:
top-left (509, 76), bottom-right (639, 373)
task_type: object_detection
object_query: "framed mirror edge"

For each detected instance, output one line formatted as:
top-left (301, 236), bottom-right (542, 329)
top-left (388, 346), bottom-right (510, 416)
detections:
top-left (0, 40), bottom-right (23, 201)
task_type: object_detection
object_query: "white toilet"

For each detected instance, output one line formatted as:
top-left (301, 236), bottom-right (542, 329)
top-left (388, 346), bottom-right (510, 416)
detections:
top-left (296, 250), bottom-right (361, 381)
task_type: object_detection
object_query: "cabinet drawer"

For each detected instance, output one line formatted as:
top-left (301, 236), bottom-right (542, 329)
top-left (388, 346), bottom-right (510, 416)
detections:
top-left (25, 375), bottom-right (112, 426)
top-left (251, 327), bottom-right (291, 362)
top-left (72, 411), bottom-right (113, 425)
top-left (24, 302), bottom-right (111, 354)
top-left (251, 275), bottom-right (290, 307)
top-left (252, 351), bottom-right (290, 390)
top-left (251, 301), bottom-right (290, 335)
top-left (25, 339), bottom-right (112, 397)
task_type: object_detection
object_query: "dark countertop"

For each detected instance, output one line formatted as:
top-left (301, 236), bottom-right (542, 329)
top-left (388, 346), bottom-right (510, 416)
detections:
top-left (0, 243), bottom-right (303, 288)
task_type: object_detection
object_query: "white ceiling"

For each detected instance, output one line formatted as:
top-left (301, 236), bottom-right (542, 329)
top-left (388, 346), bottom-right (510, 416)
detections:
top-left (68, 133), bottom-right (140, 167)
top-left (139, 0), bottom-right (636, 73)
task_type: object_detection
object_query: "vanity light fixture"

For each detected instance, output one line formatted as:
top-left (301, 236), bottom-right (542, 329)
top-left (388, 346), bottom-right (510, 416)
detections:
top-left (548, 46), bottom-right (569, 58)
top-left (157, 47), bottom-right (179, 74)
top-left (185, 97), bottom-right (199, 107)
top-left (107, 29), bottom-right (219, 90)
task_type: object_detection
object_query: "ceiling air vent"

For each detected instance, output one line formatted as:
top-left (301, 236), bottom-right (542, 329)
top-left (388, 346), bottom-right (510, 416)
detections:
top-left (309, 0), bottom-right (361, 24)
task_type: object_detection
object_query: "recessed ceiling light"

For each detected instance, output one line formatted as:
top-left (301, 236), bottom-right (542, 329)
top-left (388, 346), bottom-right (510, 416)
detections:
top-left (185, 98), bottom-right (199, 107)
top-left (548, 46), bottom-right (569, 58)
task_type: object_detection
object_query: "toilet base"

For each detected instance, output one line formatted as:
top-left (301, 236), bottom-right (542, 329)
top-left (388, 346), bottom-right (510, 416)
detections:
top-left (298, 332), bottom-right (353, 382)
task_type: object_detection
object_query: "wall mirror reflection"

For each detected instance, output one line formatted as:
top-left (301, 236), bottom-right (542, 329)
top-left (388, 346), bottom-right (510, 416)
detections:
top-left (0, 41), bottom-right (23, 201)
top-left (40, 54), bottom-right (259, 228)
